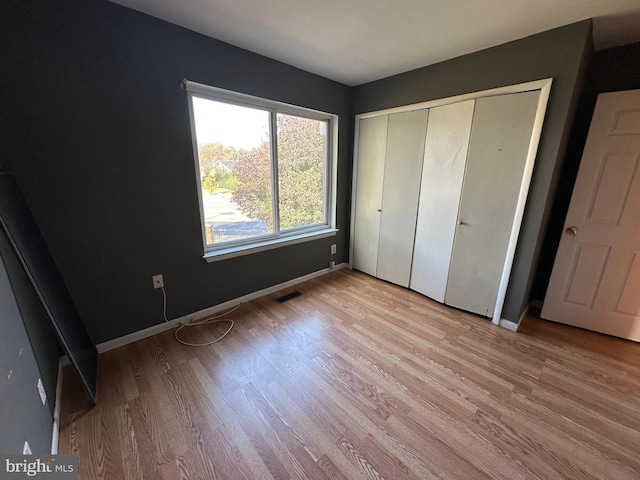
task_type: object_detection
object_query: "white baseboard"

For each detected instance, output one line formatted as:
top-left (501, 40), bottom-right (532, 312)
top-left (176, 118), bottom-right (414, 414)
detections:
top-left (97, 263), bottom-right (347, 353)
top-left (497, 300), bottom-right (537, 332)
top-left (50, 357), bottom-right (64, 454)
top-left (498, 318), bottom-right (519, 331)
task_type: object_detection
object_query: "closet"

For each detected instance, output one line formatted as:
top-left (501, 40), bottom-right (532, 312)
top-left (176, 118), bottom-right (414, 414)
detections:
top-left (351, 80), bottom-right (551, 323)
top-left (410, 99), bottom-right (475, 302)
top-left (352, 110), bottom-right (428, 287)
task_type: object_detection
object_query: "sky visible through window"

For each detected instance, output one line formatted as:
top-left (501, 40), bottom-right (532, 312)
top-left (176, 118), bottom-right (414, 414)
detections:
top-left (192, 96), bottom-right (268, 149)
top-left (192, 96), bottom-right (273, 245)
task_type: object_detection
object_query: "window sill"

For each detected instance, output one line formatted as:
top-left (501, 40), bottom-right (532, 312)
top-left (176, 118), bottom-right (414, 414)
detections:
top-left (203, 228), bottom-right (339, 263)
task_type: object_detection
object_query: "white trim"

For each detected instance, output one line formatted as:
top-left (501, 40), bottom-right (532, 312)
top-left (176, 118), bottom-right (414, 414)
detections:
top-left (350, 78), bottom-right (553, 326)
top-left (354, 78), bottom-right (552, 120)
top-left (204, 228), bottom-right (338, 262)
top-left (186, 88), bottom-right (208, 251)
top-left (348, 116), bottom-right (361, 269)
top-left (185, 81), bottom-right (334, 120)
top-left (329, 117), bottom-right (339, 238)
top-left (96, 263), bottom-right (347, 353)
top-left (184, 80), bottom-right (339, 258)
top-left (50, 357), bottom-right (64, 454)
top-left (492, 78), bottom-right (552, 325)
top-left (518, 303), bottom-right (531, 326)
top-left (498, 318), bottom-right (520, 332)
top-left (497, 302), bottom-right (533, 332)
top-left (97, 318), bottom-right (187, 353)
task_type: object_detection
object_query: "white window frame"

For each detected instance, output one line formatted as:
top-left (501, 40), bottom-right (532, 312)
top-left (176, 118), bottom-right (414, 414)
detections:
top-left (185, 80), bottom-right (338, 262)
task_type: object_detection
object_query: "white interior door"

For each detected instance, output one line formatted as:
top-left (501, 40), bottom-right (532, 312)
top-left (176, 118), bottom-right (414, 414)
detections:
top-left (410, 100), bottom-right (475, 301)
top-left (445, 91), bottom-right (540, 317)
top-left (541, 90), bottom-right (640, 342)
top-left (352, 115), bottom-right (388, 277)
top-left (377, 109), bottom-right (429, 287)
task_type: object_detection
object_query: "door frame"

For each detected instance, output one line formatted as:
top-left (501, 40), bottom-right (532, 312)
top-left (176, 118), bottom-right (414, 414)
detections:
top-left (349, 78), bottom-right (553, 327)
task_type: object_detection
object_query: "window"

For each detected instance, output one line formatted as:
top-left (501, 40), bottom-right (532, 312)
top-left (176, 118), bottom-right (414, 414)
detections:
top-left (185, 81), bottom-right (338, 261)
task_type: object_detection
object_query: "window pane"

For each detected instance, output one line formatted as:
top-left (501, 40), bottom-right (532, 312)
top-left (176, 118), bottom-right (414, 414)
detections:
top-left (192, 97), bottom-right (273, 245)
top-left (276, 114), bottom-right (327, 231)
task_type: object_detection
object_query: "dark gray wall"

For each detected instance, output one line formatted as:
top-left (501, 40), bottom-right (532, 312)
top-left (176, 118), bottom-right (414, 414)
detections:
top-left (353, 21), bottom-right (593, 323)
top-left (1, 0), bottom-right (352, 344)
top-left (0, 243), bottom-right (55, 454)
top-left (532, 41), bottom-right (640, 300)
top-left (589, 41), bottom-right (640, 93)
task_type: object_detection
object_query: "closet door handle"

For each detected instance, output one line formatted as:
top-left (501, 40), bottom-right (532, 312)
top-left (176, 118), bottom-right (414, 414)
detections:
top-left (377, 209), bottom-right (382, 212)
top-left (458, 220), bottom-right (468, 226)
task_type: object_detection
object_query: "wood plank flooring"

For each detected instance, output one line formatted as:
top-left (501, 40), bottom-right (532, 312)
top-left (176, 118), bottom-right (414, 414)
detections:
top-left (58, 269), bottom-right (640, 479)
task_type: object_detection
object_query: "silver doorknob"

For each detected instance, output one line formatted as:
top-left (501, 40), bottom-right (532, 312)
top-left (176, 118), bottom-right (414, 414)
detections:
top-left (565, 226), bottom-right (578, 236)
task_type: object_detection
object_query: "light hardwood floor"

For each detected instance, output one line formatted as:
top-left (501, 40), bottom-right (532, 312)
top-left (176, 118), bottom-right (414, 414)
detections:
top-left (58, 269), bottom-right (640, 479)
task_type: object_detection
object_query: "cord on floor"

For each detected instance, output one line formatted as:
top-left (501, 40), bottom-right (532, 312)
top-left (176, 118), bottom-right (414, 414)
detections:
top-left (160, 284), bottom-right (237, 347)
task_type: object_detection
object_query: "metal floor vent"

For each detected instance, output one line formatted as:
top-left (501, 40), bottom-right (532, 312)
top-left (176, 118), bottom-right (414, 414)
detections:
top-left (275, 290), bottom-right (302, 303)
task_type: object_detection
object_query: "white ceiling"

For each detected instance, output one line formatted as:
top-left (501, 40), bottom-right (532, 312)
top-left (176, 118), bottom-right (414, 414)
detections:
top-left (109, 0), bottom-right (640, 86)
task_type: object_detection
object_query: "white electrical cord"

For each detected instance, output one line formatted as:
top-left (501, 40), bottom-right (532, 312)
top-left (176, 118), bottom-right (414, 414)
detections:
top-left (160, 285), bottom-right (237, 347)
top-left (174, 306), bottom-right (237, 347)
top-left (161, 285), bottom-right (169, 322)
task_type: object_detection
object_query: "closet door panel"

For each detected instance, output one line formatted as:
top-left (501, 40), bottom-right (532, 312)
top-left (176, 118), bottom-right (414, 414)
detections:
top-left (445, 91), bottom-right (540, 316)
top-left (377, 109), bottom-right (429, 287)
top-left (410, 100), bottom-right (475, 301)
top-left (353, 115), bottom-right (388, 277)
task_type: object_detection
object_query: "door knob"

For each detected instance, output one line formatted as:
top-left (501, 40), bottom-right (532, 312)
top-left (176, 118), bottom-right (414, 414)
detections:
top-left (458, 220), bottom-right (468, 226)
top-left (565, 226), bottom-right (578, 236)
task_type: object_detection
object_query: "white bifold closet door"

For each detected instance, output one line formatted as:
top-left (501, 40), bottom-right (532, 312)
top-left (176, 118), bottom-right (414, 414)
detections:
top-left (377, 110), bottom-right (429, 286)
top-left (352, 115), bottom-right (388, 278)
top-left (352, 109), bottom-right (428, 287)
top-left (410, 100), bottom-right (476, 302)
top-left (445, 91), bottom-right (541, 316)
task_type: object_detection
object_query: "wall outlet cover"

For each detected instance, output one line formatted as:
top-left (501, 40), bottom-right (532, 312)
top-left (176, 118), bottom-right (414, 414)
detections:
top-left (152, 274), bottom-right (164, 289)
top-left (36, 378), bottom-right (47, 406)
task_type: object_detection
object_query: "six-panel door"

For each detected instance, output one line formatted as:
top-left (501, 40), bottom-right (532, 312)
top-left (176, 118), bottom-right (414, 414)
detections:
top-left (542, 89), bottom-right (640, 341)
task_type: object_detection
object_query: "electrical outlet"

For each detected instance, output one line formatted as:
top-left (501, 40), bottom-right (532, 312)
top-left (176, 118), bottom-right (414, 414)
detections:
top-left (330, 244), bottom-right (337, 255)
top-left (37, 378), bottom-right (46, 406)
top-left (152, 274), bottom-right (164, 289)
top-left (23, 441), bottom-right (32, 455)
